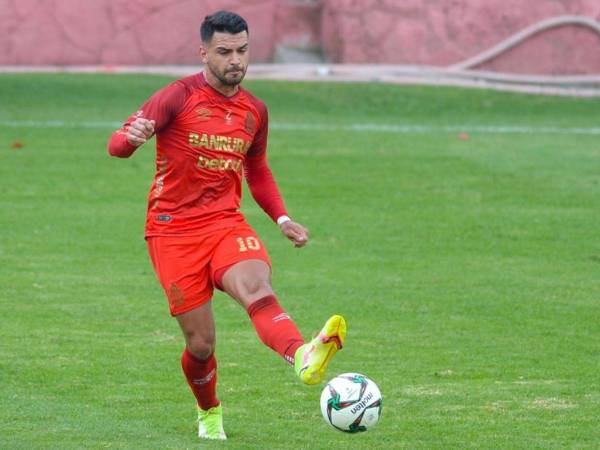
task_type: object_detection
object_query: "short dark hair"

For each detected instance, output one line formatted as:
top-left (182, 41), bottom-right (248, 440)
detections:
top-left (200, 11), bottom-right (249, 43)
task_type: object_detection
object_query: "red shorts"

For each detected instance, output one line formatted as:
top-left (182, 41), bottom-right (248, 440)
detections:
top-left (146, 223), bottom-right (271, 316)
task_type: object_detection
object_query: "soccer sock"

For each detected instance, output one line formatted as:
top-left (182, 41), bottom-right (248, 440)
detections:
top-left (181, 348), bottom-right (220, 411)
top-left (247, 295), bottom-right (304, 365)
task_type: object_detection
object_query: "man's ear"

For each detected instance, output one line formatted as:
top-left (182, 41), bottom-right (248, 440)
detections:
top-left (198, 46), bottom-right (208, 64)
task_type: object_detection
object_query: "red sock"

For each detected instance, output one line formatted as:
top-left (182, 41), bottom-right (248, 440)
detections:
top-left (181, 348), bottom-right (219, 410)
top-left (247, 295), bottom-right (304, 365)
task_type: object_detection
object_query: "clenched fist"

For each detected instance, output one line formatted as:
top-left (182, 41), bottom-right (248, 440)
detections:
top-left (127, 118), bottom-right (156, 146)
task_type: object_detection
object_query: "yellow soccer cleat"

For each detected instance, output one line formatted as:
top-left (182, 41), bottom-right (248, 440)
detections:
top-left (197, 404), bottom-right (226, 440)
top-left (295, 315), bottom-right (347, 385)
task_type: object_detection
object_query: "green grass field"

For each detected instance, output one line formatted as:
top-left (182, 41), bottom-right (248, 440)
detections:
top-left (1, 73), bottom-right (600, 449)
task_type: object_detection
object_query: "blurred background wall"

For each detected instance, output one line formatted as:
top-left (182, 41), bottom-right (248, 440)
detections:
top-left (2, 0), bottom-right (599, 74)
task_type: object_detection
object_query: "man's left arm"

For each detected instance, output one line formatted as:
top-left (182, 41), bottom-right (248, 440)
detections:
top-left (244, 152), bottom-right (309, 247)
top-left (244, 102), bottom-right (308, 247)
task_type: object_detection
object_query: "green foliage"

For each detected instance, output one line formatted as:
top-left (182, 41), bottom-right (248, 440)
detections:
top-left (1, 74), bottom-right (600, 449)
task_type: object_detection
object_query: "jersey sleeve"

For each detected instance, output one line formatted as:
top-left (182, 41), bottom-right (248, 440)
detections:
top-left (247, 98), bottom-right (269, 158)
top-left (107, 81), bottom-right (188, 158)
top-left (244, 101), bottom-right (289, 222)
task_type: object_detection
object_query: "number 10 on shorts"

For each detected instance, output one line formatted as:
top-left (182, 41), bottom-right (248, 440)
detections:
top-left (237, 236), bottom-right (261, 252)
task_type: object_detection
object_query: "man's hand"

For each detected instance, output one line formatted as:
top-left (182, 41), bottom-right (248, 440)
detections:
top-left (280, 221), bottom-right (309, 248)
top-left (126, 118), bottom-right (156, 146)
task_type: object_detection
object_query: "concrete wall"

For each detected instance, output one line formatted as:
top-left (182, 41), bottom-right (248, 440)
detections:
top-left (321, 0), bottom-right (600, 74)
top-left (2, 0), bottom-right (600, 74)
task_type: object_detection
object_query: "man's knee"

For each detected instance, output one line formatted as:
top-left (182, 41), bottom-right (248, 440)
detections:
top-left (242, 277), bottom-right (273, 299)
top-left (185, 332), bottom-right (215, 360)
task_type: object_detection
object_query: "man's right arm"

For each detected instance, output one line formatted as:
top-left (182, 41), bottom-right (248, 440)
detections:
top-left (107, 116), bottom-right (155, 158)
top-left (107, 81), bottom-right (188, 158)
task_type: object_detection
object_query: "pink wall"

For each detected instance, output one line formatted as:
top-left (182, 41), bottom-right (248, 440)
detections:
top-left (321, 0), bottom-right (600, 74)
top-left (2, 0), bottom-right (600, 74)
top-left (1, 0), bottom-right (281, 64)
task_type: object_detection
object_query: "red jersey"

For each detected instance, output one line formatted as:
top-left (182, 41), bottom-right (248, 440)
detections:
top-left (108, 72), bottom-right (288, 237)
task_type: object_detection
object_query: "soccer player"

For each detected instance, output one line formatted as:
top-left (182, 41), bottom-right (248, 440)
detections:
top-left (107, 10), bottom-right (346, 441)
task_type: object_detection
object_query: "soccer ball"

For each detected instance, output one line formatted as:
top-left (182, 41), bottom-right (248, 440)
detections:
top-left (320, 373), bottom-right (383, 433)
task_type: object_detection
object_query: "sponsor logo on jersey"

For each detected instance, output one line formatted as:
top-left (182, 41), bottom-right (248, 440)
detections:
top-left (225, 109), bottom-right (233, 125)
top-left (188, 132), bottom-right (251, 154)
top-left (195, 108), bottom-right (212, 121)
top-left (197, 155), bottom-right (242, 173)
top-left (156, 215), bottom-right (172, 222)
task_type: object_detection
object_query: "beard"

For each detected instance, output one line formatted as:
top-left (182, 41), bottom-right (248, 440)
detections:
top-left (209, 64), bottom-right (247, 86)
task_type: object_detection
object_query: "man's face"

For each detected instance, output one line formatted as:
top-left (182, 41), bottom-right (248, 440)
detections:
top-left (201, 31), bottom-right (249, 86)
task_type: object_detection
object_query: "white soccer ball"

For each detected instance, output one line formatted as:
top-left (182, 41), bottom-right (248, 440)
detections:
top-left (320, 373), bottom-right (383, 433)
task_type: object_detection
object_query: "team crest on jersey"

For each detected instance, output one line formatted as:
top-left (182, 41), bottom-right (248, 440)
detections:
top-left (196, 108), bottom-right (212, 121)
top-left (245, 111), bottom-right (256, 134)
top-left (168, 283), bottom-right (185, 308)
top-left (225, 109), bottom-right (233, 125)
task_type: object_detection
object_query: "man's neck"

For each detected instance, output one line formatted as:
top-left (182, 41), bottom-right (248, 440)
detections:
top-left (203, 70), bottom-right (239, 97)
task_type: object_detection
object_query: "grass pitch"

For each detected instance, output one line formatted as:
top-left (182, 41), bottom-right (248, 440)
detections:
top-left (1, 74), bottom-right (600, 449)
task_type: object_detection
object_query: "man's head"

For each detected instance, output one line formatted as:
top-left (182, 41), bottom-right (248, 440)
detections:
top-left (200, 11), bottom-right (249, 87)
